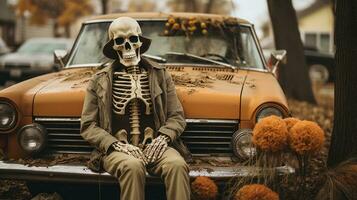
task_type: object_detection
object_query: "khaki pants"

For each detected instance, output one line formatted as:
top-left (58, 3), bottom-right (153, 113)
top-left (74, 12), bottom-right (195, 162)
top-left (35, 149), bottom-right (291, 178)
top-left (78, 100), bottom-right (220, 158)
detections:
top-left (103, 147), bottom-right (190, 200)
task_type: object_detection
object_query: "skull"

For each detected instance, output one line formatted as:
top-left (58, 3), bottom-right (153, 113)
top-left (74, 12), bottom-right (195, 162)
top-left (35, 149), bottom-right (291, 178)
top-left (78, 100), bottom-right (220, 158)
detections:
top-left (108, 17), bottom-right (143, 67)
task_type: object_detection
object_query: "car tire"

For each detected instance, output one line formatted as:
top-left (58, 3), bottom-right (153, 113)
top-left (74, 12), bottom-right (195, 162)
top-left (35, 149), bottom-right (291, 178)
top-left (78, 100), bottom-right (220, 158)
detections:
top-left (309, 64), bottom-right (329, 84)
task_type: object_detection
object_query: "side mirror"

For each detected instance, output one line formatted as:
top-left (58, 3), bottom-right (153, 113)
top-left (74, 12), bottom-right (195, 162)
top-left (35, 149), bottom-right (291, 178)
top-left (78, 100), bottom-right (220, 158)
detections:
top-left (54, 49), bottom-right (68, 69)
top-left (270, 50), bottom-right (287, 75)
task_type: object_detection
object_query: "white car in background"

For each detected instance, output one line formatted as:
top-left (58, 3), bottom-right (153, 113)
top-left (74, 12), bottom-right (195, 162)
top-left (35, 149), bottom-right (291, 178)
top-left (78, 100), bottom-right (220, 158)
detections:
top-left (0, 37), bottom-right (72, 85)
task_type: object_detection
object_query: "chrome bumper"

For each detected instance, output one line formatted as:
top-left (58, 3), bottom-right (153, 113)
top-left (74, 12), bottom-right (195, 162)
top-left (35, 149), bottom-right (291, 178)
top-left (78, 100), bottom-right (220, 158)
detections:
top-left (0, 161), bottom-right (294, 184)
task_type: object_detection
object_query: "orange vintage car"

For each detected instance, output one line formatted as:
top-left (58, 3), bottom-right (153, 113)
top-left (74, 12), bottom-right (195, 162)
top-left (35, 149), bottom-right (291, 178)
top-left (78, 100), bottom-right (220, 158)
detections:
top-left (0, 12), bottom-right (290, 195)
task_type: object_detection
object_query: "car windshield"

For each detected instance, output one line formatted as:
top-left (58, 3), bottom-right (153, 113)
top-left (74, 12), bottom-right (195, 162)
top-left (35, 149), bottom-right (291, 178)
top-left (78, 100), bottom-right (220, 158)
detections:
top-left (17, 40), bottom-right (67, 55)
top-left (67, 20), bottom-right (265, 69)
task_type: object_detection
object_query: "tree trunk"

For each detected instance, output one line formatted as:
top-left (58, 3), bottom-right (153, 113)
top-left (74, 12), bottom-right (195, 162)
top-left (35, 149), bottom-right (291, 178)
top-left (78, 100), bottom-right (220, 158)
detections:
top-left (101, 0), bottom-right (108, 14)
top-left (65, 24), bottom-right (70, 38)
top-left (267, 0), bottom-right (316, 104)
top-left (53, 21), bottom-right (60, 37)
top-left (327, 0), bottom-right (357, 167)
top-left (184, 0), bottom-right (196, 12)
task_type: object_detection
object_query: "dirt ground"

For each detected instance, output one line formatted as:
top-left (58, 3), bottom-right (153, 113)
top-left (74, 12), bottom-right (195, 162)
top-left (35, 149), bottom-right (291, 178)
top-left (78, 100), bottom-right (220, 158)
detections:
top-left (0, 83), bottom-right (334, 200)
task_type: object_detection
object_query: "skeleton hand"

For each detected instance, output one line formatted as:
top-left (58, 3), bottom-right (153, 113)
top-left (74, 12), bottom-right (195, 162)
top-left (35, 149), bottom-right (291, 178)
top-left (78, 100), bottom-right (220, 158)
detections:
top-left (112, 142), bottom-right (148, 164)
top-left (143, 135), bottom-right (170, 164)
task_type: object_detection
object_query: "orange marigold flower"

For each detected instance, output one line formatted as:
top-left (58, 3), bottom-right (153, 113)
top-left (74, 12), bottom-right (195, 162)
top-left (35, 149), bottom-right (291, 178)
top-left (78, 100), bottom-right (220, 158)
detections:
top-left (252, 116), bottom-right (288, 152)
top-left (234, 184), bottom-right (279, 200)
top-left (284, 117), bottom-right (300, 131)
top-left (289, 120), bottom-right (325, 155)
top-left (191, 176), bottom-right (218, 200)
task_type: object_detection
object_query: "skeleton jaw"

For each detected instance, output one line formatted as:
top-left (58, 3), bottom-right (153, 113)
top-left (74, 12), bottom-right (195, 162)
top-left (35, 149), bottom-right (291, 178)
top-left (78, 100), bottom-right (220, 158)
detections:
top-left (116, 49), bottom-right (141, 66)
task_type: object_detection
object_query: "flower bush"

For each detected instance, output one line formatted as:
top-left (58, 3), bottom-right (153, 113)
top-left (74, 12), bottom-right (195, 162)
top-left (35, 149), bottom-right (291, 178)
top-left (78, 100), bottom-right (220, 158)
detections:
top-left (191, 176), bottom-right (218, 200)
top-left (283, 117), bottom-right (300, 131)
top-left (289, 120), bottom-right (325, 155)
top-left (234, 184), bottom-right (279, 200)
top-left (252, 116), bottom-right (288, 152)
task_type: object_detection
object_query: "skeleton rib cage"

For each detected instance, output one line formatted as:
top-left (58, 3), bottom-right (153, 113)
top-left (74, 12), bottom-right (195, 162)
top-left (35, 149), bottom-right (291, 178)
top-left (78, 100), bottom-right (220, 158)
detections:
top-left (112, 66), bottom-right (153, 146)
top-left (112, 68), bottom-right (152, 115)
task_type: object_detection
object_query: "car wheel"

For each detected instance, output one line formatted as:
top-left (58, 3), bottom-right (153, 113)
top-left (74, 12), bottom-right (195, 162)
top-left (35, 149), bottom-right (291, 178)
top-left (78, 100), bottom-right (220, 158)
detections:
top-left (309, 64), bottom-right (329, 84)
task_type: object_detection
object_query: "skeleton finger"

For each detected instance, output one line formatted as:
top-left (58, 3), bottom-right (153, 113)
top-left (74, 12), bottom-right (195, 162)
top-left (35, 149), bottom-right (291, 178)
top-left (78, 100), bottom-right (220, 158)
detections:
top-left (130, 147), bottom-right (141, 159)
top-left (156, 147), bottom-right (167, 161)
top-left (137, 150), bottom-right (148, 165)
top-left (149, 142), bottom-right (164, 163)
top-left (151, 143), bottom-right (166, 163)
top-left (145, 142), bottom-right (157, 159)
top-left (149, 139), bottom-right (166, 159)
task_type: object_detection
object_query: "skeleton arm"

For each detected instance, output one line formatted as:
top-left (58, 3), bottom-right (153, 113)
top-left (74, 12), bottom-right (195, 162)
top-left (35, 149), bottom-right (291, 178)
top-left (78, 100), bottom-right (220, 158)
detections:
top-left (157, 70), bottom-right (186, 141)
top-left (80, 78), bottom-right (118, 154)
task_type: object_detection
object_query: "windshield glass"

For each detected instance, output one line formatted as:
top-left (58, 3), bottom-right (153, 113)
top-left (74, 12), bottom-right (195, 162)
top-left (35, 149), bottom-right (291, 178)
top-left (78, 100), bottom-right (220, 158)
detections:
top-left (67, 20), bottom-right (264, 69)
top-left (18, 40), bottom-right (67, 55)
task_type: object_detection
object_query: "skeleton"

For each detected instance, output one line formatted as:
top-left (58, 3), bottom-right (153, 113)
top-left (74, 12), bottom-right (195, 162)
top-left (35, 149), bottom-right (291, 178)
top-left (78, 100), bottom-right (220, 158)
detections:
top-left (112, 65), bottom-right (152, 146)
top-left (108, 17), bottom-right (169, 164)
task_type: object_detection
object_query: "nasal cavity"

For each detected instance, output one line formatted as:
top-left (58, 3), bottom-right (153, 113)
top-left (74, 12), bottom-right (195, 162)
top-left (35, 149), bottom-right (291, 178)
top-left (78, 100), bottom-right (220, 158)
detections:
top-left (125, 42), bottom-right (131, 50)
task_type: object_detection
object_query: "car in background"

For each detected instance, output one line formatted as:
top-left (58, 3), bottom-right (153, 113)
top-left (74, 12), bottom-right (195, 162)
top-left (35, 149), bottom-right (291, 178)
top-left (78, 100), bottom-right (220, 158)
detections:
top-left (263, 48), bottom-right (335, 83)
top-left (304, 47), bottom-right (335, 83)
top-left (0, 38), bottom-right (72, 85)
top-left (0, 38), bottom-right (10, 56)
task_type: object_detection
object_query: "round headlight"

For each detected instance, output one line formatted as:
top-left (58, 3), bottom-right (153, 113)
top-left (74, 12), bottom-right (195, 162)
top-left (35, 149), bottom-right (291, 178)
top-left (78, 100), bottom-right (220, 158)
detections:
top-left (0, 102), bottom-right (17, 131)
top-left (256, 106), bottom-right (283, 122)
top-left (232, 129), bottom-right (256, 160)
top-left (18, 124), bottom-right (47, 154)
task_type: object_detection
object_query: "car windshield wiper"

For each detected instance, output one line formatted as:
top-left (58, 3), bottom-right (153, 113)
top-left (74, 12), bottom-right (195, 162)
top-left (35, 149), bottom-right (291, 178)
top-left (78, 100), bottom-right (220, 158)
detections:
top-left (166, 51), bottom-right (236, 70)
top-left (142, 54), bottom-right (167, 63)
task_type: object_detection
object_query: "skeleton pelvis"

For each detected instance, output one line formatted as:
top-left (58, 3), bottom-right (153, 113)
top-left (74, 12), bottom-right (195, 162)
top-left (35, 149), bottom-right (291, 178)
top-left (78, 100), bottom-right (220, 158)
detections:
top-left (114, 127), bottom-right (154, 148)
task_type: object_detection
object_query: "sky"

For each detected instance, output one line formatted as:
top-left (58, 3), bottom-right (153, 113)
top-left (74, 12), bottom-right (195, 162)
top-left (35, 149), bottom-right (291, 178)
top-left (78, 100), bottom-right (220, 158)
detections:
top-left (233, 0), bottom-right (316, 28)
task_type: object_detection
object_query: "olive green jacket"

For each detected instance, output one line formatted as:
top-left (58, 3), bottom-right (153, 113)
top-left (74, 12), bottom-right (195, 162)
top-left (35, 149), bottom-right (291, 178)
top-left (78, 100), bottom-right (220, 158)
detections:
top-left (80, 59), bottom-right (191, 171)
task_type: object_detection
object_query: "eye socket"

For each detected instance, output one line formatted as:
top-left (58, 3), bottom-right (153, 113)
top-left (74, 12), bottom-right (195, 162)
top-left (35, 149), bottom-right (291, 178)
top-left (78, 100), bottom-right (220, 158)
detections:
top-left (114, 37), bottom-right (125, 45)
top-left (129, 35), bottom-right (139, 43)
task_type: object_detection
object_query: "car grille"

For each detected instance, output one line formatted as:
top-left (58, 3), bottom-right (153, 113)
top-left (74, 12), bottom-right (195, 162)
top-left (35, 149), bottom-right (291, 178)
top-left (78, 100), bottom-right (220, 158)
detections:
top-left (34, 118), bottom-right (238, 156)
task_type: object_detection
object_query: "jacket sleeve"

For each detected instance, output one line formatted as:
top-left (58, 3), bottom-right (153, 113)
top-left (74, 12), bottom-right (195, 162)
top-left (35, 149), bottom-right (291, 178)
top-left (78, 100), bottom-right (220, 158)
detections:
top-left (158, 70), bottom-right (186, 142)
top-left (80, 78), bottom-right (118, 153)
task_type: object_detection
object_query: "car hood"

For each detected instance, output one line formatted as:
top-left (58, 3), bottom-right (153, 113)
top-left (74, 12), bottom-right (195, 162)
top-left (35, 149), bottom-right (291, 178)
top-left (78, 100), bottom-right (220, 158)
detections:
top-left (33, 66), bottom-right (247, 119)
top-left (0, 53), bottom-right (52, 65)
top-left (240, 70), bottom-right (289, 121)
top-left (33, 68), bottom-right (98, 116)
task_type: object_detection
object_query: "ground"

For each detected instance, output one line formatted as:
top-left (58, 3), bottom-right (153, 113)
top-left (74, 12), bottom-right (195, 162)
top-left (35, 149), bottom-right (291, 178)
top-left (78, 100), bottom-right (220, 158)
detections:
top-left (0, 83), bottom-right (334, 200)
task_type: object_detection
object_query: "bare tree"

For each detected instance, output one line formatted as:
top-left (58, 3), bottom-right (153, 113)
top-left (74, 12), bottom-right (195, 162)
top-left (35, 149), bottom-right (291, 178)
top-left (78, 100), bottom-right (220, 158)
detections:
top-left (267, 0), bottom-right (316, 104)
top-left (101, 0), bottom-right (108, 14)
top-left (327, 0), bottom-right (357, 167)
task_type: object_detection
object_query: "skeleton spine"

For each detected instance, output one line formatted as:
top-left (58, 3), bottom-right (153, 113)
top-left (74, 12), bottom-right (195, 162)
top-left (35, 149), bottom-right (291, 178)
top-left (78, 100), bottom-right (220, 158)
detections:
top-left (129, 99), bottom-right (141, 146)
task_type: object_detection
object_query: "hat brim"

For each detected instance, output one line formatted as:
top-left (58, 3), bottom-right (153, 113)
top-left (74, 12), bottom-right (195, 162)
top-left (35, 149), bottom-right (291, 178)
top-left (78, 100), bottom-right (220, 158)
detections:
top-left (103, 36), bottom-right (151, 60)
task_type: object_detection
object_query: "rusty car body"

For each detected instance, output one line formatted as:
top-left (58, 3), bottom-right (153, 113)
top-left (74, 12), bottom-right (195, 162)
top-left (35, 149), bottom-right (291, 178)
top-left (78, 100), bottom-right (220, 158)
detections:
top-left (0, 12), bottom-right (291, 191)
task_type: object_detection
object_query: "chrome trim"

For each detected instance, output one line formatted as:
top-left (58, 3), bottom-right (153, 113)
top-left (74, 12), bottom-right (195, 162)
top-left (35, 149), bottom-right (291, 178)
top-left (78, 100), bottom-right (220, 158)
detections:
top-left (185, 119), bottom-right (238, 124)
top-left (34, 117), bottom-right (81, 122)
top-left (84, 18), bottom-right (170, 24)
top-left (0, 161), bottom-right (294, 183)
top-left (34, 117), bottom-right (238, 124)
top-left (65, 63), bottom-right (102, 68)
